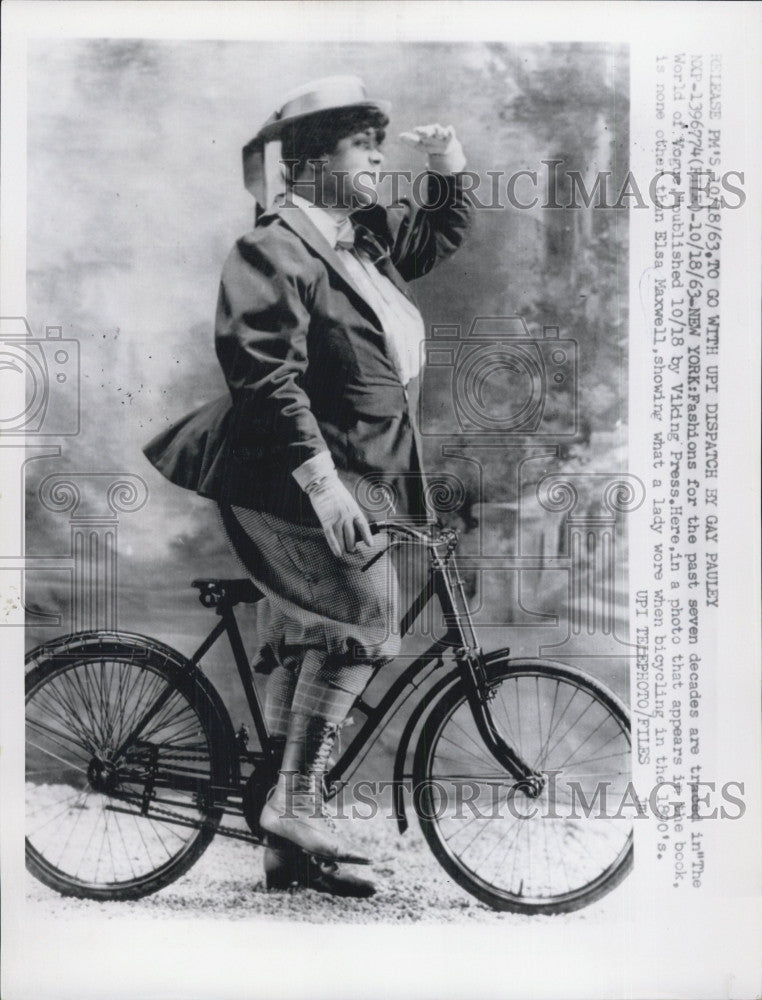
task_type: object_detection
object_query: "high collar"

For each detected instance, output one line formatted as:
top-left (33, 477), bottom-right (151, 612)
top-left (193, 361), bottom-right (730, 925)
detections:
top-left (288, 192), bottom-right (349, 250)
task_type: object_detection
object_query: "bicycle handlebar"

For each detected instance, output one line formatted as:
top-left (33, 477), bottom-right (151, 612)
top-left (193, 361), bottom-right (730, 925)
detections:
top-left (369, 519), bottom-right (457, 548)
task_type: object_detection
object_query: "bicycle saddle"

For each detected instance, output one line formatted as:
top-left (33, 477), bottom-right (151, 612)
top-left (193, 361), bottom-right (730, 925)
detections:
top-left (191, 578), bottom-right (264, 608)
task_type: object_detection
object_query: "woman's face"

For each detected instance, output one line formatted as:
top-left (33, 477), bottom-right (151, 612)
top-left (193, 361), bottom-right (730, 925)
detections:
top-left (320, 127), bottom-right (385, 210)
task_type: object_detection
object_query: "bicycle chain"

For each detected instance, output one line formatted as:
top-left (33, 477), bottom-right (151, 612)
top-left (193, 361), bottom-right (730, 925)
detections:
top-left (127, 746), bottom-right (213, 763)
top-left (109, 792), bottom-right (263, 846)
top-left (115, 745), bottom-right (263, 846)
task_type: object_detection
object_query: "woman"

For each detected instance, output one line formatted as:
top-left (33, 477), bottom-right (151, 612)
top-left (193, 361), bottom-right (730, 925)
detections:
top-left (144, 76), bottom-right (472, 897)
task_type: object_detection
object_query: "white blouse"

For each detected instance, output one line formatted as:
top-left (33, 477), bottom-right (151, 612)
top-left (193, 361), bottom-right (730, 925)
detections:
top-left (289, 193), bottom-right (425, 387)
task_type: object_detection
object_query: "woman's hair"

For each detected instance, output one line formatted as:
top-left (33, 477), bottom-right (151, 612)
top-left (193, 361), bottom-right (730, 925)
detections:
top-left (280, 106), bottom-right (388, 185)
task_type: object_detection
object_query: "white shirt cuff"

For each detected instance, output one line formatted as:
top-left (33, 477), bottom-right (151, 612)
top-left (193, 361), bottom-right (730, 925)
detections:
top-left (292, 450), bottom-right (337, 491)
top-left (427, 150), bottom-right (467, 174)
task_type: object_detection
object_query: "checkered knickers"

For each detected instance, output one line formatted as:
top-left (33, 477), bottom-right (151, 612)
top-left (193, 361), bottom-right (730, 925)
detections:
top-left (217, 503), bottom-right (401, 733)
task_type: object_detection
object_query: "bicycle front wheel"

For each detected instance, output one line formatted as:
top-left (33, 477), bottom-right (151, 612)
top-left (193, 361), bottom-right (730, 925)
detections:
top-left (25, 634), bottom-right (232, 900)
top-left (413, 657), bottom-right (632, 914)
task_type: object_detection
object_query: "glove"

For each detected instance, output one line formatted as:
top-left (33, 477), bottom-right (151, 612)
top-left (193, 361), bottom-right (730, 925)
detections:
top-left (399, 123), bottom-right (467, 174)
top-left (304, 470), bottom-right (373, 558)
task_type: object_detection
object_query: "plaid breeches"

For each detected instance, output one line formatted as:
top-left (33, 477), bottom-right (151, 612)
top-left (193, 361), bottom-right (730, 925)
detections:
top-left (217, 503), bottom-right (401, 734)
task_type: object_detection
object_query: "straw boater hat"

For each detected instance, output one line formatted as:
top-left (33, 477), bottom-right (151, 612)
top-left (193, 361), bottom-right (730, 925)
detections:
top-left (243, 75), bottom-right (391, 211)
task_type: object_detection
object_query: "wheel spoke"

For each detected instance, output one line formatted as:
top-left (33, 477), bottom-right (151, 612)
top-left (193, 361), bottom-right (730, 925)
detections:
top-left (27, 740), bottom-right (89, 775)
top-left (25, 648), bottom-right (223, 899)
top-left (53, 789), bottom-right (92, 867)
top-left (416, 661), bottom-right (632, 913)
top-left (26, 717), bottom-right (92, 761)
top-left (438, 732), bottom-right (494, 769)
top-left (34, 676), bottom-right (98, 754)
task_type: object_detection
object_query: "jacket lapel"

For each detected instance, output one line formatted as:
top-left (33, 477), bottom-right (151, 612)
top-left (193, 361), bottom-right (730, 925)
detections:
top-left (268, 202), bottom-right (385, 329)
top-left (267, 200), bottom-right (417, 320)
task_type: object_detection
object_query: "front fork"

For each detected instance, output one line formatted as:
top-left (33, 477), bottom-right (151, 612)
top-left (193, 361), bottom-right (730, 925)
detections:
top-left (458, 649), bottom-right (546, 798)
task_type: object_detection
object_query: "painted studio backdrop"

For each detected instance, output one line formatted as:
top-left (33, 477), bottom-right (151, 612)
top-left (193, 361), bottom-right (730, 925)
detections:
top-left (20, 40), bottom-right (630, 773)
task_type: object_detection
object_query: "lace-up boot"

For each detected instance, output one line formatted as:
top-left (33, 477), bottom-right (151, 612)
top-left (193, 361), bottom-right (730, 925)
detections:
top-left (259, 713), bottom-right (372, 864)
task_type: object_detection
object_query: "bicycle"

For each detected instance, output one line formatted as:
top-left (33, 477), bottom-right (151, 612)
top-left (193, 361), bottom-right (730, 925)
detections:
top-left (25, 520), bottom-right (632, 914)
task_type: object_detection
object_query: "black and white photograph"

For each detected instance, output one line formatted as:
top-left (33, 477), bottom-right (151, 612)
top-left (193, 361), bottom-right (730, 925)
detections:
top-left (1, 3), bottom-right (760, 998)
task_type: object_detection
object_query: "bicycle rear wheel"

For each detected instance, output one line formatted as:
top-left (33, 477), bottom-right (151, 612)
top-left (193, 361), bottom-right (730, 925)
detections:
top-left (413, 657), bottom-right (632, 914)
top-left (25, 634), bottom-right (232, 900)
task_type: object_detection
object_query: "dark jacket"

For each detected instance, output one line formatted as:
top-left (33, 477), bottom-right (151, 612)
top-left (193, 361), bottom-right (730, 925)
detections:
top-left (143, 173), bottom-right (472, 523)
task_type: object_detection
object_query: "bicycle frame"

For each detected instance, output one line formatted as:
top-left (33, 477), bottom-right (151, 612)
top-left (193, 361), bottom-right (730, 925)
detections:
top-left (187, 521), bottom-right (544, 834)
top-left (25, 525), bottom-right (632, 910)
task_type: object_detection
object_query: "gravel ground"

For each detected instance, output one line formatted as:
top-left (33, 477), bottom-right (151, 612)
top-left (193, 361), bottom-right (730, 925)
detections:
top-left (26, 808), bottom-right (631, 926)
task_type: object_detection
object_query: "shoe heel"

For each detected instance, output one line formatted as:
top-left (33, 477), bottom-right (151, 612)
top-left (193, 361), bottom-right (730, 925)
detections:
top-left (263, 840), bottom-right (301, 890)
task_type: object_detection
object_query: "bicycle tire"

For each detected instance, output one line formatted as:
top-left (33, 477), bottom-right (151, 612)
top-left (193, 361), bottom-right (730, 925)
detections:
top-left (413, 657), bottom-right (632, 914)
top-left (25, 632), bottom-right (233, 901)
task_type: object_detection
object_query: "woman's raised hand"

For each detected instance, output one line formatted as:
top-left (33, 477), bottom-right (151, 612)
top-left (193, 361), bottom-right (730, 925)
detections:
top-left (399, 124), bottom-right (466, 173)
